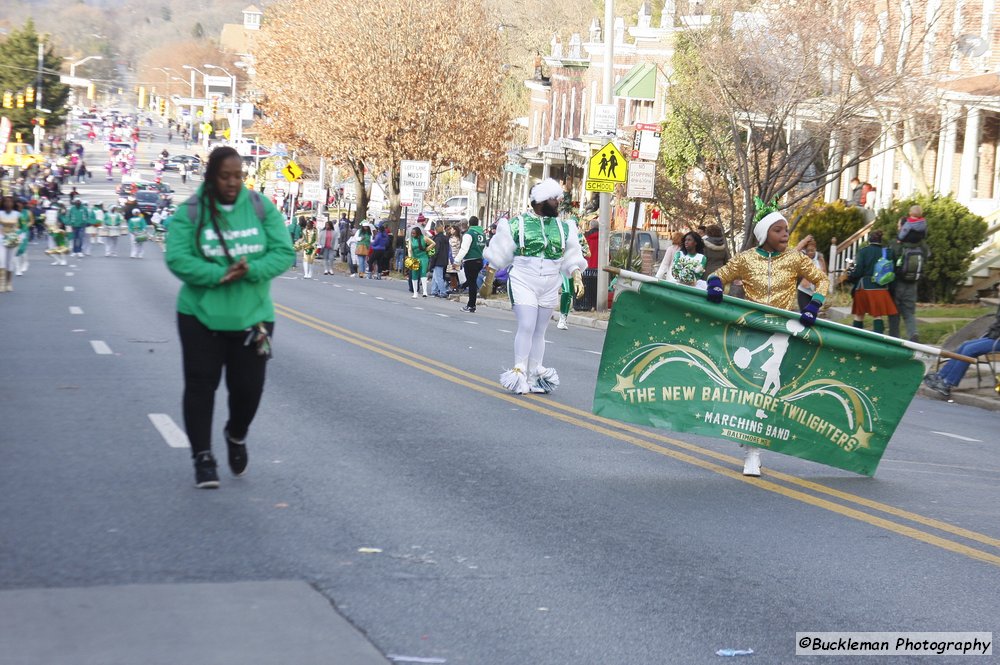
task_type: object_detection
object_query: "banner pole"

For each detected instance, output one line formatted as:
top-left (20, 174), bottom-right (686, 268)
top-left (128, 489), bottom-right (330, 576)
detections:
top-left (603, 267), bottom-right (978, 364)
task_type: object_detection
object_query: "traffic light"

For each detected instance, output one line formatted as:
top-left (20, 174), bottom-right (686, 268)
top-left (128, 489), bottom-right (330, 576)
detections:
top-left (16, 93), bottom-right (24, 108)
top-left (3, 91), bottom-right (12, 108)
top-left (159, 98), bottom-right (166, 115)
top-left (211, 98), bottom-right (219, 115)
top-left (38, 117), bottom-right (45, 127)
top-left (25, 86), bottom-right (34, 104)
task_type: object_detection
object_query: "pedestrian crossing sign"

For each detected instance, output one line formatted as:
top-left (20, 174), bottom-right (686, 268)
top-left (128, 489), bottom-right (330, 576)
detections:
top-left (281, 160), bottom-right (303, 182)
top-left (587, 141), bottom-right (628, 185)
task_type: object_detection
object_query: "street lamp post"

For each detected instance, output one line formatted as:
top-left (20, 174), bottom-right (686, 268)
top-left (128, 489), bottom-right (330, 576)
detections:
top-left (64, 55), bottom-right (103, 110)
top-left (182, 64), bottom-right (209, 143)
top-left (204, 64), bottom-right (240, 142)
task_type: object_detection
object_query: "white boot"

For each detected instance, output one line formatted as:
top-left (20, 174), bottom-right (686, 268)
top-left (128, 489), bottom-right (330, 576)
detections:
top-left (14, 256), bottom-right (24, 276)
top-left (421, 277), bottom-right (429, 297)
top-left (743, 447), bottom-right (762, 477)
top-left (557, 314), bottom-right (568, 330)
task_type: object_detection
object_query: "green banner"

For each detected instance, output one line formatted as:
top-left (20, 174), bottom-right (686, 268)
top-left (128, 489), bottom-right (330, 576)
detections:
top-left (593, 280), bottom-right (925, 476)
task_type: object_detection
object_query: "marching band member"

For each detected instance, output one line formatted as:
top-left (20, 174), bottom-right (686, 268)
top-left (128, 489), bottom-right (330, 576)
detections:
top-left (0, 195), bottom-right (19, 292)
top-left (705, 199), bottom-right (829, 476)
top-left (104, 205), bottom-right (124, 257)
top-left (483, 178), bottom-right (587, 394)
top-left (128, 209), bottom-right (149, 259)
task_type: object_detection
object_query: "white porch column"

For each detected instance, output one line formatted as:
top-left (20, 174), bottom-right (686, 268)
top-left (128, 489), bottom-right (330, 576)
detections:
top-left (898, 121), bottom-right (915, 197)
top-left (936, 104), bottom-right (959, 195)
top-left (824, 134), bottom-right (843, 202)
top-left (846, 129), bottom-right (860, 183)
top-left (542, 155), bottom-right (551, 180)
top-left (957, 106), bottom-right (983, 203)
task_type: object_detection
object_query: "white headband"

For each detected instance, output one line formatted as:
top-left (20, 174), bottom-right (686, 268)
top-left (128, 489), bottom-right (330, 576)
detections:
top-left (753, 211), bottom-right (786, 246)
top-left (530, 178), bottom-right (563, 204)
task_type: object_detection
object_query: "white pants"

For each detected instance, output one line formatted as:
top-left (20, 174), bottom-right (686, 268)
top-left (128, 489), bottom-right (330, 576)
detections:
top-left (130, 236), bottom-right (145, 258)
top-left (105, 236), bottom-right (119, 256)
top-left (507, 257), bottom-right (563, 309)
top-left (0, 245), bottom-right (15, 271)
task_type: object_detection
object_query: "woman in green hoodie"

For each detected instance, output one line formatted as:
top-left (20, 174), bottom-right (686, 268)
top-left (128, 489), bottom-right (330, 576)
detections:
top-left (166, 147), bottom-right (295, 489)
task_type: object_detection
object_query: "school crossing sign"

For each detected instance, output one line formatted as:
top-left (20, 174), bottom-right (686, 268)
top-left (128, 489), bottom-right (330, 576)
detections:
top-left (586, 141), bottom-right (628, 193)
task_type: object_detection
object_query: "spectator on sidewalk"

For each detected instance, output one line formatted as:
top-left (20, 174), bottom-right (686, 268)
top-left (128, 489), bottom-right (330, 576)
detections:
top-left (847, 230), bottom-right (897, 334)
top-left (923, 287), bottom-right (1000, 398)
top-left (796, 235), bottom-right (827, 312)
top-left (452, 218), bottom-right (487, 313)
top-left (430, 225), bottom-right (451, 297)
top-left (702, 224), bottom-right (731, 277)
top-left (889, 206), bottom-right (930, 341)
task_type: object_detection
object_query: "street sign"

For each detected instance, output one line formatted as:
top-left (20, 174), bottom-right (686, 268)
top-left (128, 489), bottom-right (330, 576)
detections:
top-left (301, 180), bottom-right (326, 201)
top-left (593, 104), bottom-right (617, 136)
top-left (587, 141), bottom-right (628, 185)
top-left (632, 123), bottom-right (662, 161)
top-left (282, 160), bottom-right (303, 182)
top-left (585, 180), bottom-right (615, 193)
top-left (504, 162), bottom-right (528, 176)
top-left (400, 160), bottom-right (431, 190)
top-left (400, 184), bottom-right (414, 206)
top-left (626, 161), bottom-right (656, 199)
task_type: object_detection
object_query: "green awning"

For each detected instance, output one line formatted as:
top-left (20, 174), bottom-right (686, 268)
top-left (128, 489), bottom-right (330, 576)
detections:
top-left (614, 63), bottom-right (657, 100)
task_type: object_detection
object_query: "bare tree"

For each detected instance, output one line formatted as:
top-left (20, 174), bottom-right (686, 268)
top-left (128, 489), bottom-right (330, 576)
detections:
top-left (665, 0), bottom-right (954, 247)
top-left (254, 0), bottom-right (513, 230)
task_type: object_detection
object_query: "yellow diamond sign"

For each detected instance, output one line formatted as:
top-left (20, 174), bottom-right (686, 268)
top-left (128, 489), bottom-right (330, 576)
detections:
top-left (587, 141), bottom-right (627, 183)
top-left (281, 160), bottom-right (303, 182)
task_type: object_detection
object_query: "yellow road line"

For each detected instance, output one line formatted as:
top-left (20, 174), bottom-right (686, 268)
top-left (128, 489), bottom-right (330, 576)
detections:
top-left (275, 304), bottom-right (1000, 567)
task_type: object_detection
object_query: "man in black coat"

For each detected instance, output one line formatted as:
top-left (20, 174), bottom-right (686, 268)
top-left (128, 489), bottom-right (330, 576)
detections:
top-left (430, 229), bottom-right (451, 297)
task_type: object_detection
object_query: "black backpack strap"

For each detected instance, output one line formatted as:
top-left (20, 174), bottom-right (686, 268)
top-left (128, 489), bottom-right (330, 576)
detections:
top-left (248, 190), bottom-right (265, 221)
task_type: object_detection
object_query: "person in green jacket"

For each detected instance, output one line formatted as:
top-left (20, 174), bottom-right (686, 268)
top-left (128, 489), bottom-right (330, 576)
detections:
top-left (409, 226), bottom-right (431, 298)
top-left (66, 198), bottom-right (89, 257)
top-left (166, 146), bottom-right (295, 489)
top-left (127, 209), bottom-right (148, 259)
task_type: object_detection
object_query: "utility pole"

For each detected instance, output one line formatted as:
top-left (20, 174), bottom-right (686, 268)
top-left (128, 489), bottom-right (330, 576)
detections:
top-left (596, 0), bottom-right (614, 311)
top-left (34, 38), bottom-right (44, 152)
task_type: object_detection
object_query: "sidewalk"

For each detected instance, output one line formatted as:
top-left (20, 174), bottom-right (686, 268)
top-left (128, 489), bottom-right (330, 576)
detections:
top-left (0, 581), bottom-right (390, 665)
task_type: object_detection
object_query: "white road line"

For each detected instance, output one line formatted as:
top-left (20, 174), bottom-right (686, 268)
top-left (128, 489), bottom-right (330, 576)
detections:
top-left (90, 340), bottom-right (112, 355)
top-left (347, 288), bottom-right (355, 292)
top-left (435, 313), bottom-right (449, 318)
top-left (148, 413), bottom-right (191, 448)
top-left (464, 320), bottom-right (478, 325)
top-left (376, 296), bottom-right (385, 300)
top-left (69, 306), bottom-right (83, 315)
top-left (498, 329), bottom-right (513, 333)
top-left (65, 272), bottom-right (74, 276)
top-left (359, 291), bottom-right (367, 295)
top-left (413, 306), bottom-right (424, 310)
top-left (584, 350), bottom-right (602, 355)
top-left (64, 286), bottom-right (75, 292)
top-left (334, 284), bottom-right (343, 288)
top-left (931, 431), bottom-right (983, 443)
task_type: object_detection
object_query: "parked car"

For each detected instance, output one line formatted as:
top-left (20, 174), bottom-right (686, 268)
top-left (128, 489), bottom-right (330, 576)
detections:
top-left (162, 155), bottom-right (201, 174)
top-left (610, 230), bottom-right (663, 263)
top-left (133, 190), bottom-right (168, 217)
top-left (0, 142), bottom-right (46, 170)
top-left (438, 195), bottom-right (474, 223)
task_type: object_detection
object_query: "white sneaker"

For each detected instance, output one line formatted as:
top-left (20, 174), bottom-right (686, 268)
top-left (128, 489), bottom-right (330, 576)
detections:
top-left (556, 314), bottom-right (568, 330)
top-left (743, 448), bottom-right (762, 477)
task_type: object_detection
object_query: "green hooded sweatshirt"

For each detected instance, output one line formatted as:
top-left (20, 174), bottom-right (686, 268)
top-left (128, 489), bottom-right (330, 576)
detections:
top-left (166, 185), bottom-right (295, 331)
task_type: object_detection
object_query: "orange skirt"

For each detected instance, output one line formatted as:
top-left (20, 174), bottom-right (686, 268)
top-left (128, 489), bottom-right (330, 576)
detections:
top-left (852, 288), bottom-right (898, 317)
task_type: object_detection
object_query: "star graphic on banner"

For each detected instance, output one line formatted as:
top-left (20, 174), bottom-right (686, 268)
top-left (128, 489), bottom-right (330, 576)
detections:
top-left (685, 312), bottom-right (692, 318)
top-left (634, 341), bottom-right (642, 348)
top-left (612, 373), bottom-right (636, 398)
top-left (688, 338), bottom-right (697, 345)
top-left (855, 355), bottom-right (862, 361)
top-left (870, 366), bottom-right (878, 372)
top-left (872, 396), bottom-right (879, 404)
top-left (694, 412), bottom-right (702, 420)
top-left (791, 434), bottom-right (798, 441)
top-left (677, 325), bottom-right (686, 332)
top-left (695, 318), bottom-right (701, 323)
top-left (839, 357), bottom-right (847, 364)
top-left (853, 427), bottom-right (874, 449)
top-left (830, 371), bottom-right (837, 377)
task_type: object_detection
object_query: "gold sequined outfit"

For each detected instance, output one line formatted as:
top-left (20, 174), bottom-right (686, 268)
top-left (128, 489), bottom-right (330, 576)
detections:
top-left (712, 248), bottom-right (829, 311)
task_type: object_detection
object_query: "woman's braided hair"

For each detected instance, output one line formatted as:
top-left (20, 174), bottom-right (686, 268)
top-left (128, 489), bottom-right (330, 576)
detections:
top-left (196, 146), bottom-right (241, 261)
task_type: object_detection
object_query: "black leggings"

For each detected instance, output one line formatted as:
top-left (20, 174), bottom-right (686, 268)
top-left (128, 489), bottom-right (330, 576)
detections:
top-left (178, 313), bottom-right (273, 457)
top-left (463, 259), bottom-right (483, 309)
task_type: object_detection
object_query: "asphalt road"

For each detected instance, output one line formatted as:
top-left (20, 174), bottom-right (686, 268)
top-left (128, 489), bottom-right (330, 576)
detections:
top-left (2, 125), bottom-right (999, 664)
